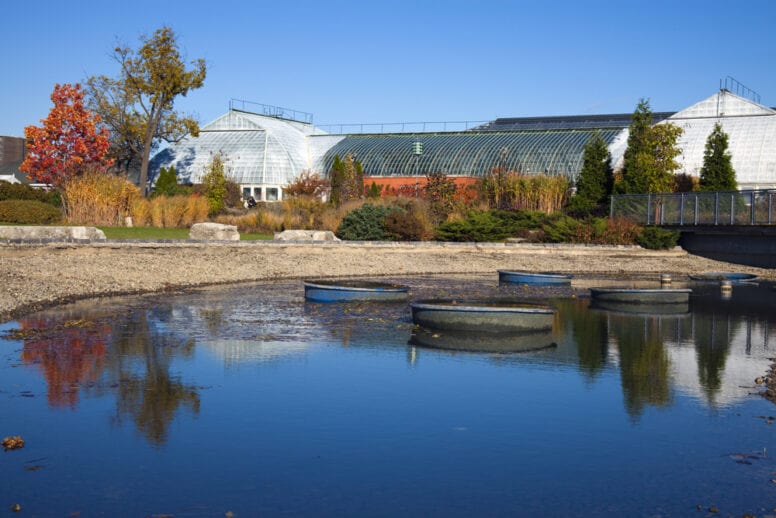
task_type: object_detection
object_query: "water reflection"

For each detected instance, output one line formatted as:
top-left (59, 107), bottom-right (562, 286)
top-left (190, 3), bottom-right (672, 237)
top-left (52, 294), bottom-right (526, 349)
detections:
top-left (107, 309), bottom-right (199, 446)
top-left (7, 276), bottom-right (776, 444)
top-left (17, 305), bottom-right (200, 446)
top-left (19, 316), bottom-right (109, 408)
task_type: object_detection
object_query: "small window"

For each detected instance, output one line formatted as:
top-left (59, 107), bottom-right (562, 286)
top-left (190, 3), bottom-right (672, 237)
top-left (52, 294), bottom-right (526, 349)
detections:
top-left (253, 187), bottom-right (262, 200)
top-left (266, 188), bottom-right (279, 201)
top-left (242, 187), bottom-right (251, 199)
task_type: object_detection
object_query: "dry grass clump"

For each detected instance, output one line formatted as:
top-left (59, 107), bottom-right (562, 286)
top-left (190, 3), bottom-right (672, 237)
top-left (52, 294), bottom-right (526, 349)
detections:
top-left (481, 172), bottom-right (569, 214)
top-left (64, 170), bottom-right (141, 226)
top-left (128, 195), bottom-right (208, 228)
top-left (130, 198), bottom-right (151, 227)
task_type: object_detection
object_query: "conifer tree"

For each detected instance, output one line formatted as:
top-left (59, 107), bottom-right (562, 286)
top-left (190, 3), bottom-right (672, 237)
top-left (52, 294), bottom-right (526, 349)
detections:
top-left (699, 123), bottom-right (737, 191)
top-left (569, 131), bottom-right (613, 215)
top-left (328, 153), bottom-right (364, 206)
top-left (153, 166), bottom-right (179, 196)
top-left (619, 98), bottom-right (683, 193)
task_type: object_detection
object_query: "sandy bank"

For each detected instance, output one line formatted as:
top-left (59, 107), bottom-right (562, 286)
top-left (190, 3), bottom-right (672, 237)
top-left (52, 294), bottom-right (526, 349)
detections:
top-left (0, 241), bottom-right (771, 322)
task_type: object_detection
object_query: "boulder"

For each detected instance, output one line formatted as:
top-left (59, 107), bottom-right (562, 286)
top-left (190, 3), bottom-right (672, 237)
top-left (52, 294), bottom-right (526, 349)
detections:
top-left (274, 230), bottom-right (340, 242)
top-left (0, 226), bottom-right (106, 241)
top-left (189, 222), bottom-right (240, 241)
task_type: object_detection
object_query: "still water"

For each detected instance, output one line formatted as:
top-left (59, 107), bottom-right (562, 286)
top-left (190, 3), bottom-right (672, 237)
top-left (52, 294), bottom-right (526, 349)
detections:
top-left (1, 274), bottom-right (775, 517)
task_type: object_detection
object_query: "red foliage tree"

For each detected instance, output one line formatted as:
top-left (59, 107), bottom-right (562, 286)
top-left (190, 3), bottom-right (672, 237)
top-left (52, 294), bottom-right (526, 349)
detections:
top-left (20, 83), bottom-right (113, 187)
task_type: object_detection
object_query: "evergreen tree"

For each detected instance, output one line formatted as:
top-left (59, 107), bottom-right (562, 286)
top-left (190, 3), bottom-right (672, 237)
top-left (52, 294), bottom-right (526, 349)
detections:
top-left (619, 98), bottom-right (683, 193)
top-left (620, 99), bottom-right (653, 194)
top-left (202, 154), bottom-right (228, 215)
top-left (699, 123), bottom-right (737, 191)
top-left (328, 153), bottom-right (364, 206)
top-left (153, 166), bottom-right (179, 197)
top-left (329, 154), bottom-right (345, 206)
top-left (569, 131), bottom-right (613, 215)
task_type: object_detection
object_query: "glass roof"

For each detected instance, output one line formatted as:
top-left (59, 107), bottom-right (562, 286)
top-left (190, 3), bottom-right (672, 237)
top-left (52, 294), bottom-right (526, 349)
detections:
top-left (151, 110), bottom-right (319, 186)
top-left (150, 90), bottom-right (776, 191)
top-left (316, 129), bottom-right (623, 179)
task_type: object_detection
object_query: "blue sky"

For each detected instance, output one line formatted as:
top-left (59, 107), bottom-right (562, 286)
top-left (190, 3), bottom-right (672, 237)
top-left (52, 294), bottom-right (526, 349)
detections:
top-left (3, 0), bottom-right (775, 137)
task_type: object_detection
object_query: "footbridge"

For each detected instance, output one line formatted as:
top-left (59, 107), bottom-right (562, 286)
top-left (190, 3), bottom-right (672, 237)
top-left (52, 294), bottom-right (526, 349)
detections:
top-left (610, 189), bottom-right (776, 268)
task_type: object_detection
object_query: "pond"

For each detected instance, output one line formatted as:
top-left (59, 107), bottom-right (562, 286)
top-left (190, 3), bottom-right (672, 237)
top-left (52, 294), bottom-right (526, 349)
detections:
top-left (1, 274), bottom-right (775, 517)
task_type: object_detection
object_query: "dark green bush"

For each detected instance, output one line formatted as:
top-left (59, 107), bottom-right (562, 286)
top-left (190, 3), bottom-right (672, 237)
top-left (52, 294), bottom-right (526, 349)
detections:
top-left (435, 210), bottom-right (523, 242)
top-left (636, 226), bottom-right (680, 249)
top-left (384, 209), bottom-right (427, 241)
top-left (0, 181), bottom-right (61, 207)
top-left (336, 203), bottom-right (397, 240)
top-left (539, 214), bottom-right (582, 243)
top-left (0, 199), bottom-right (62, 224)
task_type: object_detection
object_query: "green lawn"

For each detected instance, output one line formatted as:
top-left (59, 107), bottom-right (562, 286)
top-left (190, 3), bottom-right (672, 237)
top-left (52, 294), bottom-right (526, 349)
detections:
top-left (98, 227), bottom-right (273, 241)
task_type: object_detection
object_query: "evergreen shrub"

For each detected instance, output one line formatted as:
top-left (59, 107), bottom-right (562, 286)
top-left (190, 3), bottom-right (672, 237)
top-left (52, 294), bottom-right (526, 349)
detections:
top-left (0, 199), bottom-right (62, 224)
top-left (636, 226), bottom-right (680, 250)
top-left (336, 203), bottom-right (397, 240)
top-left (0, 181), bottom-right (61, 207)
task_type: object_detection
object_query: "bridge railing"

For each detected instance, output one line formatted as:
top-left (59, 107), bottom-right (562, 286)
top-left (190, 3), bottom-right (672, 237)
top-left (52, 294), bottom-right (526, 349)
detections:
top-left (610, 189), bottom-right (776, 226)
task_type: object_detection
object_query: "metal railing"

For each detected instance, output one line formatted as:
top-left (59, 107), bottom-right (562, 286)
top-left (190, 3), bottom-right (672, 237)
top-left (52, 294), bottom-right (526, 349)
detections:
top-left (229, 99), bottom-right (314, 124)
top-left (610, 189), bottom-right (776, 226)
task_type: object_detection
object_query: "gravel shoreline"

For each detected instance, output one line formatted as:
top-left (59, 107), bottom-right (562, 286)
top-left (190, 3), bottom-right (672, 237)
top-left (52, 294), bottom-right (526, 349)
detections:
top-left (0, 241), bottom-right (771, 322)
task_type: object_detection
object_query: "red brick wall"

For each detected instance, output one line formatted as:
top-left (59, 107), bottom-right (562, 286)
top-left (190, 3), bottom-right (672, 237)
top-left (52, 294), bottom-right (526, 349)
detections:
top-left (364, 176), bottom-right (479, 199)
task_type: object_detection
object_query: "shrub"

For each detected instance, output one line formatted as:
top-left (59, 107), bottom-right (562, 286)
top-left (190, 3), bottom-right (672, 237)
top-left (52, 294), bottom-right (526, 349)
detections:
top-left (152, 166), bottom-right (180, 197)
top-left (224, 180), bottom-right (242, 209)
top-left (282, 197), bottom-right (328, 230)
top-left (385, 208), bottom-right (432, 241)
top-left (573, 217), bottom-right (641, 245)
top-left (202, 154), bottom-right (228, 215)
top-left (336, 203), bottom-right (396, 241)
top-left (0, 181), bottom-right (61, 207)
top-left (436, 210), bottom-right (525, 242)
top-left (63, 170), bottom-right (141, 226)
top-left (636, 226), bottom-right (680, 250)
top-left (539, 214), bottom-right (582, 243)
top-left (0, 199), bottom-right (62, 224)
top-left (284, 170), bottom-right (330, 200)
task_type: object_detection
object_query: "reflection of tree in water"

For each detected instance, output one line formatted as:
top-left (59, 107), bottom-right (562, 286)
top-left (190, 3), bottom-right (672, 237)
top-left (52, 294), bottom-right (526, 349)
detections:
top-left (609, 315), bottom-right (671, 419)
top-left (19, 317), bottom-right (109, 408)
top-left (560, 299), bottom-right (608, 379)
top-left (692, 312), bottom-right (736, 405)
top-left (108, 308), bottom-right (199, 446)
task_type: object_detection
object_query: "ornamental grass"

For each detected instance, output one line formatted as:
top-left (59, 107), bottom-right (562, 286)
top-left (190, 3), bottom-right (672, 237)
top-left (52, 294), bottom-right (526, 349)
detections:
top-left (481, 172), bottom-right (570, 214)
top-left (64, 170), bottom-right (141, 226)
top-left (147, 195), bottom-right (208, 228)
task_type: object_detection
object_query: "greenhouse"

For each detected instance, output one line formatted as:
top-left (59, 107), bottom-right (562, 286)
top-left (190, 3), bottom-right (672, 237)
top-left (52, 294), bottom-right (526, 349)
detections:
top-left (149, 89), bottom-right (776, 200)
top-left (660, 90), bottom-right (776, 190)
top-left (150, 105), bottom-right (328, 202)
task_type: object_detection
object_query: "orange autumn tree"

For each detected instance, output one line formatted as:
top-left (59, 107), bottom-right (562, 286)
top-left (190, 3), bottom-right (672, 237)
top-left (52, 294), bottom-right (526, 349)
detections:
top-left (21, 83), bottom-right (113, 187)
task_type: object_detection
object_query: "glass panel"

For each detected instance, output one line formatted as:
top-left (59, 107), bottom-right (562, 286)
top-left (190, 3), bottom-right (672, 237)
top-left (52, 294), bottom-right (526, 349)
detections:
top-left (266, 188), bottom-right (278, 201)
top-left (242, 187), bottom-right (251, 199)
top-left (253, 187), bottom-right (262, 200)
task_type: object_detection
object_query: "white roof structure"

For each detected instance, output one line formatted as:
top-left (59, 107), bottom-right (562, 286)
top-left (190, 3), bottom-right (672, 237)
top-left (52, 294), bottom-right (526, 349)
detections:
top-left (151, 109), bottom-right (330, 187)
top-left (666, 90), bottom-right (776, 189)
top-left (151, 89), bottom-right (776, 194)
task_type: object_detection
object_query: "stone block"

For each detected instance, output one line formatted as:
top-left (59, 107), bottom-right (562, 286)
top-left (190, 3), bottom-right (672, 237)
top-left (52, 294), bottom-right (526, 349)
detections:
top-left (0, 226), bottom-right (106, 241)
top-left (274, 230), bottom-right (340, 242)
top-left (189, 222), bottom-right (240, 241)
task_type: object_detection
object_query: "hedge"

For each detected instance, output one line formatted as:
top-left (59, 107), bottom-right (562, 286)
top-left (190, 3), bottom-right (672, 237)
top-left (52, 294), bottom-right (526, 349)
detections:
top-left (0, 199), bottom-right (62, 224)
